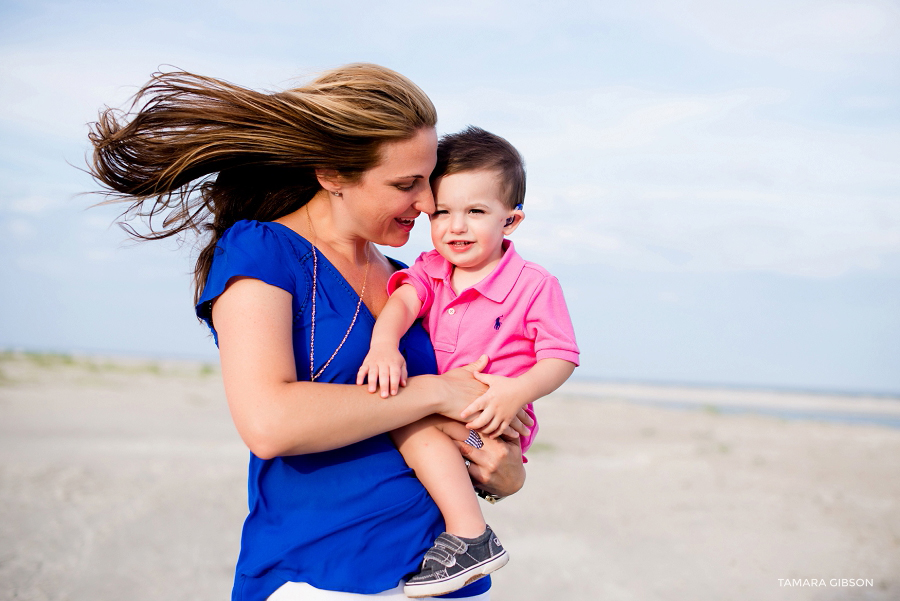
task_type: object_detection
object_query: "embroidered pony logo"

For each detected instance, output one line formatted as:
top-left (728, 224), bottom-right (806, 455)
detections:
top-left (493, 316), bottom-right (503, 330)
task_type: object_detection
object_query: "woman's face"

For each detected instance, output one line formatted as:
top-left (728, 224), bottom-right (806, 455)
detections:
top-left (339, 127), bottom-right (438, 247)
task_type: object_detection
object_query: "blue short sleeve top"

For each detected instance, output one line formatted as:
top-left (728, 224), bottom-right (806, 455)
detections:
top-left (195, 220), bottom-right (490, 601)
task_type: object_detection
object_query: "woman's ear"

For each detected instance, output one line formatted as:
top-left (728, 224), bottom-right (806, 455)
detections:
top-left (503, 209), bottom-right (525, 234)
top-left (314, 168), bottom-right (342, 196)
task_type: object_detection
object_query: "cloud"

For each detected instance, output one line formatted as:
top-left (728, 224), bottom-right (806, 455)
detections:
top-left (1, 0), bottom-right (897, 286)
top-left (1, 194), bottom-right (65, 215)
top-left (520, 185), bottom-right (900, 277)
top-left (435, 84), bottom-right (900, 278)
top-left (639, 0), bottom-right (900, 70)
top-left (4, 218), bottom-right (37, 241)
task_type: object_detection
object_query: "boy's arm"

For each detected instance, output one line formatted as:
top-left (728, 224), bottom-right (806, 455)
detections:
top-left (356, 284), bottom-right (424, 398)
top-left (462, 358), bottom-right (576, 437)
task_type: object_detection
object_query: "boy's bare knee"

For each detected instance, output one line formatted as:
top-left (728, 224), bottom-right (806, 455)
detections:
top-left (393, 415), bottom-right (450, 446)
top-left (433, 418), bottom-right (473, 442)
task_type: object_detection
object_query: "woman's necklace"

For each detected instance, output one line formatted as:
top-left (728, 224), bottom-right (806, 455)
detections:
top-left (306, 205), bottom-right (370, 381)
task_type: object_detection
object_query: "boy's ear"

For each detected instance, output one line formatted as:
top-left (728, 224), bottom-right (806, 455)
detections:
top-left (315, 168), bottom-right (343, 196)
top-left (503, 209), bottom-right (525, 234)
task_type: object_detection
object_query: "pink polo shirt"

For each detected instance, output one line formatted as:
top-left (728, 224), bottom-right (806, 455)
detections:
top-left (388, 239), bottom-right (580, 453)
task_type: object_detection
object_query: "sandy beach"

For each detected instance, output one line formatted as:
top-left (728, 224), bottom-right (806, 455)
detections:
top-left (1, 352), bottom-right (898, 601)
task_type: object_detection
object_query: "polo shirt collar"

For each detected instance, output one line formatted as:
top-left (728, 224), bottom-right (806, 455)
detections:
top-left (421, 239), bottom-right (526, 303)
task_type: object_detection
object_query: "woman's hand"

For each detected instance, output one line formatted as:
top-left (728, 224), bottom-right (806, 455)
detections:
top-left (453, 432), bottom-right (526, 498)
top-left (437, 356), bottom-right (533, 440)
top-left (433, 355), bottom-right (490, 418)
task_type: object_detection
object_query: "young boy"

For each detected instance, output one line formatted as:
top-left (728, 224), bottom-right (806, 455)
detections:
top-left (357, 126), bottom-right (579, 597)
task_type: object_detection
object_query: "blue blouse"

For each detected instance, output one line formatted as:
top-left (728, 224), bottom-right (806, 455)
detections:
top-left (196, 220), bottom-right (490, 601)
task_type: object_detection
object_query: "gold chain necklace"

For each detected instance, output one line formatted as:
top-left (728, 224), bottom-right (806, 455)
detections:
top-left (306, 205), bottom-right (370, 381)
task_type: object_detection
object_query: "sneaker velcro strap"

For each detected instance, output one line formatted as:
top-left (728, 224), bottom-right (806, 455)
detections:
top-left (423, 545), bottom-right (457, 567)
top-left (434, 532), bottom-right (468, 555)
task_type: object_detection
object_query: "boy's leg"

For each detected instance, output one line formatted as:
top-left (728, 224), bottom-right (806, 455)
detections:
top-left (392, 415), bottom-right (486, 538)
top-left (394, 416), bottom-right (508, 597)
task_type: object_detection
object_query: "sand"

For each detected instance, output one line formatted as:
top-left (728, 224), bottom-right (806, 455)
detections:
top-left (1, 352), bottom-right (898, 601)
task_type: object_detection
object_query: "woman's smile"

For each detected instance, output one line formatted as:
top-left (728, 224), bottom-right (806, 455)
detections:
top-left (395, 217), bottom-right (416, 233)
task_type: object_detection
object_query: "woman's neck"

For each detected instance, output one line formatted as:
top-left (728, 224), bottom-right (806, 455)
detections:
top-left (279, 193), bottom-right (370, 266)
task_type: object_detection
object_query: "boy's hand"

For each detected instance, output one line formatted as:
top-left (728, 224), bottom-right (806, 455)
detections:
top-left (461, 372), bottom-right (534, 439)
top-left (356, 346), bottom-right (408, 398)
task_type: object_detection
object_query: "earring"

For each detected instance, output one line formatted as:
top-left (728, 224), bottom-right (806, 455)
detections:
top-left (505, 204), bottom-right (523, 226)
top-left (331, 191), bottom-right (342, 197)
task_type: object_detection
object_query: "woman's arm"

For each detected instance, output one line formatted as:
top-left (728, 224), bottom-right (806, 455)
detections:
top-left (212, 277), bottom-right (485, 458)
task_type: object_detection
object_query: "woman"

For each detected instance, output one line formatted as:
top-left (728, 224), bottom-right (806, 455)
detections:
top-left (89, 64), bottom-right (528, 601)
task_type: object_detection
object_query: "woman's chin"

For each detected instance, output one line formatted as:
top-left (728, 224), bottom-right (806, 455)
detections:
top-left (378, 231), bottom-right (412, 247)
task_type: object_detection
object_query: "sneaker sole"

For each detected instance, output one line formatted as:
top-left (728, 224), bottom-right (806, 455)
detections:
top-left (403, 550), bottom-right (509, 598)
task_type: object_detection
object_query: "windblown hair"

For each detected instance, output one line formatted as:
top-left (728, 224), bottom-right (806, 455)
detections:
top-left (88, 64), bottom-right (437, 302)
top-left (431, 126), bottom-right (525, 209)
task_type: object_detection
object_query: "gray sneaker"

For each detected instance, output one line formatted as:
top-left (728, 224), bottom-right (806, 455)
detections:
top-left (403, 526), bottom-right (509, 598)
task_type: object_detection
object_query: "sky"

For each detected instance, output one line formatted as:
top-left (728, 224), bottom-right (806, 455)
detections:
top-left (1, 0), bottom-right (898, 393)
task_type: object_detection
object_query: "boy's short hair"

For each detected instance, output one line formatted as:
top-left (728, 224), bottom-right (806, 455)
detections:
top-left (432, 126), bottom-right (526, 210)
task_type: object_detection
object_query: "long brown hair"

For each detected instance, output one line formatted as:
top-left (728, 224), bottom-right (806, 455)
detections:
top-left (88, 64), bottom-right (437, 303)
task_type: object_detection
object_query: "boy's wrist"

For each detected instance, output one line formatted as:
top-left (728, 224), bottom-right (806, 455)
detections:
top-left (508, 377), bottom-right (538, 407)
top-left (369, 339), bottom-right (400, 352)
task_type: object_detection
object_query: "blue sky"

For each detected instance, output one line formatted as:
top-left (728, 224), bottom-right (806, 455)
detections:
top-left (1, 0), bottom-right (898, 393)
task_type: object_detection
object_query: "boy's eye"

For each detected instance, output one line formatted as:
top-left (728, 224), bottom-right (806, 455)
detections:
top-left (469, 209), bottom-right (484, 214)
top-left (431, 209), bottom-right (448, 217)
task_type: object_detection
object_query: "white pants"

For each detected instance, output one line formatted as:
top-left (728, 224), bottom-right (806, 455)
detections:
top-left (267, 581), bottom-right (490, 600)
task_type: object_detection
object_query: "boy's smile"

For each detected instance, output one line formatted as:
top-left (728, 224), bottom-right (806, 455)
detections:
top-left (430, 169), bottom-right (523, 286)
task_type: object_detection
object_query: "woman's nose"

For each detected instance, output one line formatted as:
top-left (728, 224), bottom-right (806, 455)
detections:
top-left (413, 185), bottom-right (435, 215)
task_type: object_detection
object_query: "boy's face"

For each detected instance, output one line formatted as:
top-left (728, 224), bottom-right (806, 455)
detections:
top-left (429, 169), bottom-right (522, 275)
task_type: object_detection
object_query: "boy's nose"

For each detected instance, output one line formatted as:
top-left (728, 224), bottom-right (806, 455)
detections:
top-left (450, 214), bottom-right (467, 233)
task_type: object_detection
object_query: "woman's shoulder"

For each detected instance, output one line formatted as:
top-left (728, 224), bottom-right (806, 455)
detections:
top-left (212, 220), bottom-right (311, 280)
top-left (386, 256), bottom-right (408, 271)
top-left (218, 219), bottom-right (311, 256)
top-left (196, 220), bottom-right (311, 320)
